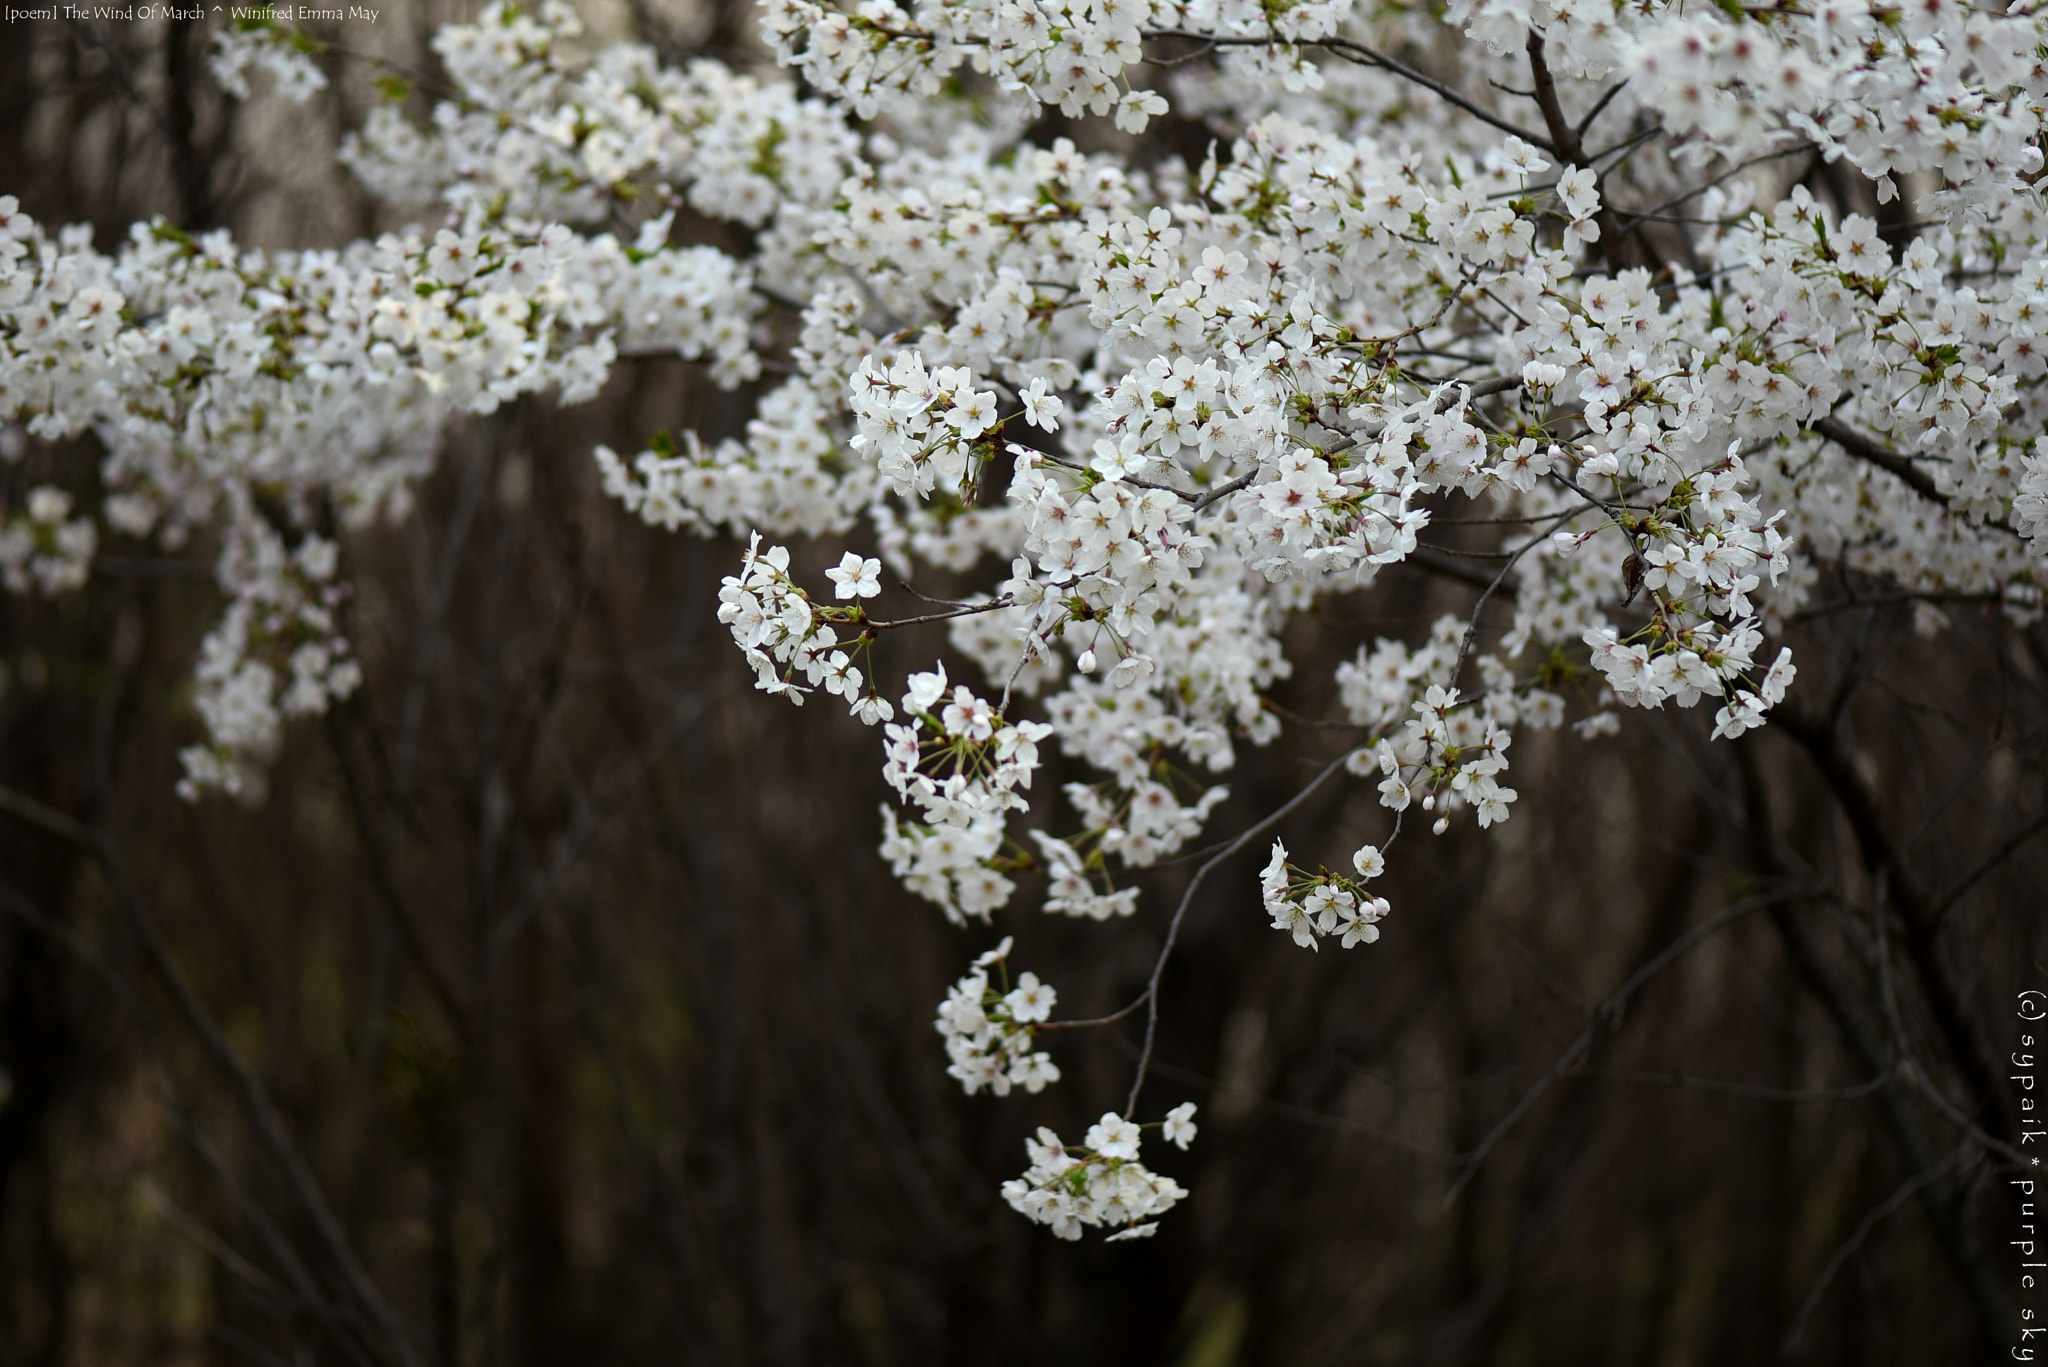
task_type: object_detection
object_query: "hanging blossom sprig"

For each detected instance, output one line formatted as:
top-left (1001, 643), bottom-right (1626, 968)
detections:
top-left (1001, 1103), bottom-right (1199, 1242)
top-left (878, 661), bottom-right (1051, 924)
top-left (935, 936), bottom-right (1063, 1096)
top-left (1261, 838), bottom-right (1394, 951)
top-left (716, 533), bottom-right (902, 724)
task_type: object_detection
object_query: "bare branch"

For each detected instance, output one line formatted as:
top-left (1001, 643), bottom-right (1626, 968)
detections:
top-left (865, 595), bottom-right (1015, 630)
top-left (1441, 883), bottom-right (1807, 1207)
top-left (0, 785), bottom-right (429, 1367)
top-left (1780, 1145), bottom-right (1978, 1353)
top-left (1123, 745), bottom-right (1366, 1116)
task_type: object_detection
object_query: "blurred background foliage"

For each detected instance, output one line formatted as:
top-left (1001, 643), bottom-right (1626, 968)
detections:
top-left (0, 4), bottom-right (2040, 1364)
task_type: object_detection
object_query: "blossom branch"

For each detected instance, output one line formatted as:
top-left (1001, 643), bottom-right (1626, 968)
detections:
top-left (1810, 416), bottom-right (2019, 535)
top-left (1144, 30), bottom-right (1556, 151)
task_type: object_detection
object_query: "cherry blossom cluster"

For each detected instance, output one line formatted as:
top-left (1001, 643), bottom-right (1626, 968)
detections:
top-left (1000, 1104), bottom-right (1197, 1241)
top-left (877, 662), bottom-right (1052, 923)
top-left (209, 20), bottom-right (329, 103)
top-left (934, 937), bottom-right (1062, 1095)
top-left (0, 174), bottom-right (773, 793)
top-left (762, 0), bottom-right (1169, 130)
top-left (1623, 0), bottom-right (2048, 212)
top-left (1368, 684), bottom-right (1519, 833)
top-left (0, 485), bottom-right (95, 596)
top-left (1259, 837), bottom-right (1391, 950)
top-left (179, 527), bottom-right (360, 801)
top-left (1047, 684), bottom-right (1232, 866)
top-left (715, 534), bottom-right (896, 720)
top-left (850, 353), bottom-right (1006, 499)
top-left (339, 2), bottom-right (859, 236)
top-left (1445, 0), bottom-right (2048, 218)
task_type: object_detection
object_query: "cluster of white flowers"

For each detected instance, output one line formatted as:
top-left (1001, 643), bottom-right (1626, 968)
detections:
top-left (1260, 838), bottom-right (1391, 950)
top-left (1618, 0), bottom-right (2048, 212)
top-left (850, 353), bottom-right (1007, 498)
top-left (0, 165), bottom-right (775, 794)
top-left (877, 662), bottom-right (1053, 922)
top-left (0, 485), bottom-right (95, 595)
top-left (763, 0), bottom-right (1170, 130)
top-left (208, 20), bottom-right (329, 102)
top-left (934, 937), bottom-right (1062, 1095)
top-left (596, 380), bottom-right (870, 541)
top-left (341, 2), bottom-right (859, 236)
top-left (716, 534), bottom-right (896, 720)
top-left (10, 0), bottom-right (2048, 1239)
top-left (1000, 1103), bottom-right (1197, 1240)
top-left (178, 528), bottom-right (360, 801)
top-left (1367, 684), bottom-right (1519, 833)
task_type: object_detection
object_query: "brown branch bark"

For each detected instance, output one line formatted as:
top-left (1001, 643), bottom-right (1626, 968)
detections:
top-left (1731, 742), bottom-right (2012, 1347)
top-left (1810, 416), bottom-right (2020, 536)
top-left (1526, 33), bottom-right (1630, 275)
top-left (1773, 705), bottom-right (2016, 1144)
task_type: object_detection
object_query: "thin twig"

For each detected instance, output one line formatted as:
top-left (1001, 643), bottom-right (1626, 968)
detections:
top-left (1449, 510), bottom-right (1578, 688)
top-left (1589, 1065), bottom-right (1891, 1103)
top-left (1144, 29), bottom-right (1554, 151)
top-left (0, 785), bottom-right (427, 1367)
top-left (1779, 1145), bottom-right (1977, 1352)
top-left (1189, 470), bottom-right (1255, 513)
top-left (1575, 79), bottom-right (1629, 140)
top-left (1122, 746), bottom-right (1364, 1115)
top-left (1320, 374), bottom-right (1525, 463)
top-left (1441, 883), bottom-right (1807, 1207)
top-left (865, 595), bottom-right (1015, 630)
top-left (1616, 143), bottom-right (1813, 230)
top-left (1929, 808), bottom-right (2048, 926)
top-left (1868, 866), bottom-right (2030, 1167)
top-left (137, 1177), bottom-right (290, 1306)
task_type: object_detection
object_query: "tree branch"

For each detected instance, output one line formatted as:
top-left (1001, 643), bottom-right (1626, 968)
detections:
top-left (0, 785), bottom-right (428, 1367)
top-left (1810, 416), bottom-right (2020, 536)
top-left (1772, 706), bottom-right (2015, 1143)
top-left (1146, 30), bottom-right (1554, 152)
top-left (1732, 742), bottom-right (2013, 1344)
top-left (1526, 32), bottom-right (1629, 275)
top-left (1118, 745), bottom-right (1363, 1116)
top-left (1441, 883), bottom-right (1802, 1207)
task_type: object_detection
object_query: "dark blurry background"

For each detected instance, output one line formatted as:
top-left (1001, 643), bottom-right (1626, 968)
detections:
top-left (0, 6), bottom-right (2040, 1364)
